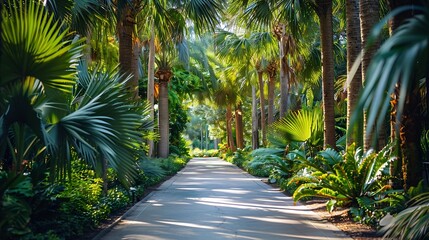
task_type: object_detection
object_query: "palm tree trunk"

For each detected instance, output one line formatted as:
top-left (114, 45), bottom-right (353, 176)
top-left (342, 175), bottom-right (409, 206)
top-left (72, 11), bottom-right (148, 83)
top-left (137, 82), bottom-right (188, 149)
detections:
top-left (279, 35), bottom-right (290, 119)
top-left (235, 103), bottom-right (244, 149)
top-left (118, 3), bottom-right (138, 98)
top-left (360, 0), bottom-right (381, 151)
top-left (267, 72), bottom-right (275, 125)
top-left (226, 105), bottom-right (236, 152)
top-left (400, 90), bottom-right (423, 190)
top-left (158, 80), bottom-right (169, 158)
top-left (85, 30), bottom-right (92, 66)
top-left (346, 0), bottom-right (363, 146)
top-left (252, 85), bottom-right (259, 150)
top-left (258, 70), bottom-right (267, 146)
top-left (147, 19), bottom-right (155, 157)
top-left (316, 0), bottom-right (336, 148)
top-left (388, 0), bottom-right (424, 190)
top-left (132, 39), bottom-right (141, 91)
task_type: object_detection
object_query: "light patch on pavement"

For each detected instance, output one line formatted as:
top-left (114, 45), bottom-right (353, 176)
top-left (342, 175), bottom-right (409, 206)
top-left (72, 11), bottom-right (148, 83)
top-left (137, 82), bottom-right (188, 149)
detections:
top-left (157, 221), bottom-right (218, 230)
top-left (212, 189), bottom-right (251, 194)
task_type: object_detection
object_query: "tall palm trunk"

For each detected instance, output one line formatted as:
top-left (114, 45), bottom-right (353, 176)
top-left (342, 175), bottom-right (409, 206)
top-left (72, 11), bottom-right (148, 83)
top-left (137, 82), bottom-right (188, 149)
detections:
top-left (360, 0), bottom-right (382, 150)
top-left (346, 0), bottom-right (363, 146)
top-left (388, 0), bottom-right (424, 190)
top-left (400, 90), bottom-right (422, 189)
top-left (235, 103), bottom-right (244, 149)
top-left (258, 70), bottom-right (267, 146)
top-left (147, 19), bottom-right (155, 157)
top-left (118, 3), bottom-right (139, 98)
top-left (274, 23), bottom-right (290, 118)
top-left (252, 85), bottom-right (259, 149)
top-left (267, 61), bottom-right (277, 125)
top-left (133, 39), bottom-right (141, 87)
top-left (155, 70), bottom-right (172, 158)
top-left (316, 0), bottom-right (336, 148)
top-left (226, 105), bottom-right (236, 152)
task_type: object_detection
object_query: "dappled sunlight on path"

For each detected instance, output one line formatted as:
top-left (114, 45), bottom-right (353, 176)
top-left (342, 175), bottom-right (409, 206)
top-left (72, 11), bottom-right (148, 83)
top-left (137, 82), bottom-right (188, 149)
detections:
top-left (99, 157), bottom-right (351, 240)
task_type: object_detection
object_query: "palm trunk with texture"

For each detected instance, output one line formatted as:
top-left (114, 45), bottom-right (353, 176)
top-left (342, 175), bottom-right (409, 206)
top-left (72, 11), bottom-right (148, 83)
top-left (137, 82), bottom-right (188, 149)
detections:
top-left (316, 0), bottom-right (336, 148)
top-left (388, 0), bottom-right (425, 189)
top-left (226, 105), bottom-right (236, 152)
top-left (118, 4), bottom-right (138, 98)
top-left (235, 103), bottom-right (244, 149)
top-left (252, 86), bottom-right (259, 149)
top-left (158, 80), bottom-right (169, 158)
top-left (258, 71), bottom-right (267, 146)
top-left (147, 20), bottom-right (155, 157)
top-left (267, 70), bottom-right (276, 125)
top-left (360, 0), bottom-right (383, 150)
top-left (346, 0), bottom-right (363, 146)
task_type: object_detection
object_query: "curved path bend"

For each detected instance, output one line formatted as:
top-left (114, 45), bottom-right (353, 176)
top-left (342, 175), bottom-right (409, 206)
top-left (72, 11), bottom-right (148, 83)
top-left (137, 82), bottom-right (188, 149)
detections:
top-left (99, 157), bottom-right (352, 240)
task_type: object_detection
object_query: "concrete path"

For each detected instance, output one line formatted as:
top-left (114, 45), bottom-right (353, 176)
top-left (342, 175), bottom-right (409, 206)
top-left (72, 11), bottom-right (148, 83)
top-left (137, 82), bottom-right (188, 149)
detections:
top-left (99, 158), bottom-right (352, 240)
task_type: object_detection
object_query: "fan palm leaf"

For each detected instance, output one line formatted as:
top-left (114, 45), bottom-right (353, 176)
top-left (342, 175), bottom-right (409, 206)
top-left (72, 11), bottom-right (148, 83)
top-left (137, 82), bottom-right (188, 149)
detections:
top-left (0, 0), bottom-right (82, 95)
top-left (186, 0), bottom-right (224, 34)
top-left (46, 65), bottom-right (147, 185)
top-left (268, 106), bottom-right (323, 148)
top-left (45, 0), bottom-right (100, 35)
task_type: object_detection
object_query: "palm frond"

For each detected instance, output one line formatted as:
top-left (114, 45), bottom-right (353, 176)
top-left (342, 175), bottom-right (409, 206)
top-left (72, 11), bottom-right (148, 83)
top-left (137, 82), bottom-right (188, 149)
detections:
top-left (46, 0), bottom-right (101, 35)
top-left (0, 0), bottom-right (82, 95)
top-left (46, 65), bottom-right (146, 186)
top-left (352, 9), bottom-right (429, 138)
top-left (186, 0), bottom-right (224, 34)
top-left (242, 0), bottom-right (273, 30)
top-left (382, 192), bottom-right (429, 240)
top-left (268, 106), bottom-right (323, 147)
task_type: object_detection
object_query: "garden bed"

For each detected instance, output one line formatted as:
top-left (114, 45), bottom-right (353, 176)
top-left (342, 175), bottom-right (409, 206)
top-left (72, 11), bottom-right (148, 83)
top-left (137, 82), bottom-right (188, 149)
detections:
top-left (302, 199), bottom-right (382, 240)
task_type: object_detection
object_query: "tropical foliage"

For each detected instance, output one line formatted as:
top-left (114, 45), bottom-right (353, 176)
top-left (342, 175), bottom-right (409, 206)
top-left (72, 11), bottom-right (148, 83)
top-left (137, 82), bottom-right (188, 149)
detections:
top-left (382, 192), bottom-right (429, 240)
top-left (289, 144), bottom-right (394, 211)
top-left (1, 0), bottom-right (429, 239)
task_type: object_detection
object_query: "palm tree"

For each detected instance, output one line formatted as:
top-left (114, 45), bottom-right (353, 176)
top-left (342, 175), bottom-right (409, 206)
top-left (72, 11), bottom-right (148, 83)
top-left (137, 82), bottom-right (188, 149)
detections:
top-left (155, 52), bottom-right (173, 158)
top-left (353, 4), bottom-right (429, 189)
top-left (237, 1), bottom-right (303, 119)
top-left (235, 103), bottom-right (245, 149)
top-left (0, 0), bottom-right (145, 186)
top-left (149, 0), bottom-right (224, 157)
top-left (116, 0), bottom-right (143, 97)
top-left (249, 85), bottom-right (258, 148)
top-left (214, 30), bottom-right (277, 148)
top-left (213, 78), bottom-right (238, 152)
top-left (256, 61), bottom-right (268, 146)
top-left (359, 0), bottom-right (381, 150)
top-left (238, 0), bottom-right (337, 148)
top-left (345, 0), bottom-right (362, 146)
top-left (266, 59), bottom-right (278, 124)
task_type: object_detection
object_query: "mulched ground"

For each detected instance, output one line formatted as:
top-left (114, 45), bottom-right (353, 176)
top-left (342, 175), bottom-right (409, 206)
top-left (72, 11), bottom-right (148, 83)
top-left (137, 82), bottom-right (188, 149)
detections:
top-left (301, 199), bottom-right (383, 240)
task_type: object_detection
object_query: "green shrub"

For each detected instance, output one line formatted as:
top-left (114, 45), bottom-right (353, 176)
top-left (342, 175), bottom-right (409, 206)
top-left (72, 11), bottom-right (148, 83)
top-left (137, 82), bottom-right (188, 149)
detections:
top-left (0, 171), bottom-right (33, 239)
top-left (247, 148), bottom-right (294, 179)
top-left (191, 148), bottom-right (219, 157)
top-left (231, 149), bottom-right (249, 168)
top-left (289, 143), bottom-right (394, 213)
top-left (102, 188), bottom-right (130, 214)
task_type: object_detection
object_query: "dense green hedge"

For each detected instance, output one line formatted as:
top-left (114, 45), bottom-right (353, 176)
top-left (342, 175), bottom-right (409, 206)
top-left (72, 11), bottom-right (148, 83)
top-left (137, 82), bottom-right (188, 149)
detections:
top-left (0, 155), bottom-right (190, 240)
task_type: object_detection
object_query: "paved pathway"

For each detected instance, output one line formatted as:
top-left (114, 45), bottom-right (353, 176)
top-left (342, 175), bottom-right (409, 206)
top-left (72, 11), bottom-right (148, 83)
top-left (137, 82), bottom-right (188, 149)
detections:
top-left (99, 158), bottom-right (352, 240)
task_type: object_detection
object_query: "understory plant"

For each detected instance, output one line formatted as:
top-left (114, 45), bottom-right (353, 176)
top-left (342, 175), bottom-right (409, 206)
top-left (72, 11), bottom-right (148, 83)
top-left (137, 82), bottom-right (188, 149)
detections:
top-left (0, 1), bottom-right (150, 238)
top-left (246, 105), bottom-right (323, 181)
top-left (289, 143), bottom-right (395, 214)
top-left (381, 191), bottom-right (429, 240)
top-left (247, 147), bottom-right (294, 179)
